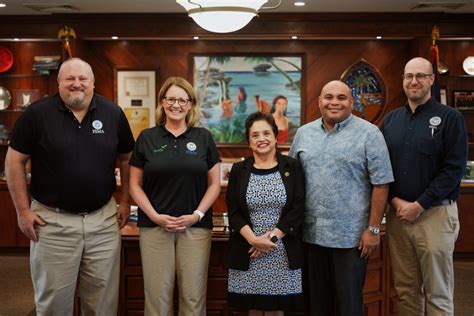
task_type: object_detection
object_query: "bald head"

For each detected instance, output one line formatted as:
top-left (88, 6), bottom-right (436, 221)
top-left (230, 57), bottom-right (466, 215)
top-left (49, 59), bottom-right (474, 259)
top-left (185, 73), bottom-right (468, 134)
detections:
top-left (320, 80), bottom-right (352, 97)
top-left (318, 80), bottom-right (353, 131)
top-left (403, 57), bottom-right (434, 109)
top-left (58, 58), bottom-right (95, 82)
top-left (57, 58), bottom-right (95, 110)
top-left (404, 57), bottom-right (433, 75)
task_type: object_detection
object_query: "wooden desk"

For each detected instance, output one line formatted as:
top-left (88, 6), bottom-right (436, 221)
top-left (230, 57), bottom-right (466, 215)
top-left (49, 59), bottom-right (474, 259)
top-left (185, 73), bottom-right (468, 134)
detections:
top-left (119, 224), bottom-right (395, 316)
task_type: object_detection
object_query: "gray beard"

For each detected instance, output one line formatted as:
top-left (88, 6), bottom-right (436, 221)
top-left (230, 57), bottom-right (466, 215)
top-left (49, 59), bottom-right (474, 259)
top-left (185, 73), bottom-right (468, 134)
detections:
top-left (68, 95), bottom-right (85, 108)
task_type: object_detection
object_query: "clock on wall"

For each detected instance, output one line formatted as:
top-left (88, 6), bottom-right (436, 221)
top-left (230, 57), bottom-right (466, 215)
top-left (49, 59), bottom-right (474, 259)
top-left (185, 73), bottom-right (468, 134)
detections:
top-left (463, 56), bottom-right (474, 76)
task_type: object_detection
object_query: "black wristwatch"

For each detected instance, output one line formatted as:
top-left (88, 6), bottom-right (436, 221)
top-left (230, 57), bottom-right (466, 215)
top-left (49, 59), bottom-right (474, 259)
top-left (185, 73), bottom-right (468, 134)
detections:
top-left (270, 235), bottom-right (279, 243)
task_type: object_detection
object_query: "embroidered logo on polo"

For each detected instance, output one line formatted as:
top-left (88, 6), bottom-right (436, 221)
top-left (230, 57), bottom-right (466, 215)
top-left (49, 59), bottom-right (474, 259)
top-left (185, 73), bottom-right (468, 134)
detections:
top-left (428, 116), bottom-right (441, 138)
top-left (153, 145), bottom-right (167, 153)
top-left (186, 142), bottom-right (198, 155)
top-left (92, 120), bottom-right (105, 134)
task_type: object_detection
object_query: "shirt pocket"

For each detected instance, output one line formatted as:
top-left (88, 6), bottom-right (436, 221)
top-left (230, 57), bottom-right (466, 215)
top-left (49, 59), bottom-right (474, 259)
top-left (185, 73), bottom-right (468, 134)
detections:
top-left (417, 136), bottom-right (442, 156)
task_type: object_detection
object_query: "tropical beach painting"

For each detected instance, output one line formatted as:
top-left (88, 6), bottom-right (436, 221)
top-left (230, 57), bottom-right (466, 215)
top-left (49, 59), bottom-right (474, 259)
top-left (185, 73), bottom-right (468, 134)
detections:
top-left (193, 55), bottom-right (302, 145)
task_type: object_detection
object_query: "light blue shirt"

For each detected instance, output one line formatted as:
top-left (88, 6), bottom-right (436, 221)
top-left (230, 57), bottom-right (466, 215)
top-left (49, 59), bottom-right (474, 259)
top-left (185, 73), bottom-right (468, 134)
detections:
top-left (289, 115), bottom-right (393, 248)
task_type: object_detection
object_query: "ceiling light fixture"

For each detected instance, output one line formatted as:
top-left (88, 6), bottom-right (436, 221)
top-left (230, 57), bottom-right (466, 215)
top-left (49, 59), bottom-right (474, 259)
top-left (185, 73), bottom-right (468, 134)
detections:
top-left (176, 0), bottom-right (281, 33)
top-left (292, 35), bottom-right (298, 40)
top-left (294, 1), bottom-right (305, 6)
top-left (0, 3), bottom-right (6, 7)
top-left (111, 36), bottom-right (119, 40)
top-left (376, 35), bottom-right (382, 39)
top-left (193, 36), bottom-right (200, 40)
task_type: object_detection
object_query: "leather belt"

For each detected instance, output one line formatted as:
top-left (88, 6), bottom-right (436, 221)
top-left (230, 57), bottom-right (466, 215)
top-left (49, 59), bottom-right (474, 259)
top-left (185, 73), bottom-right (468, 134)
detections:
top-left (431, 199), bottom-right (454, 207)
top-left (35, 200), bottom-right (95, 215)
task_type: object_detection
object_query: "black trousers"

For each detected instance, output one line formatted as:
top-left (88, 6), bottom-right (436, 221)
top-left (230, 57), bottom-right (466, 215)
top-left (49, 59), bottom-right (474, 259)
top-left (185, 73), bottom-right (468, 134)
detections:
top-left (304, 243), bottom-right (368, 316)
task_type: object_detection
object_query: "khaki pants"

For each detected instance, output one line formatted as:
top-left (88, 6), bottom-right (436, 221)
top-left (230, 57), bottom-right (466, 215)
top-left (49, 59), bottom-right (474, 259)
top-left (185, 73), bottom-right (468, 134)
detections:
top-left (139, 226), bottom-right (212, 316)
top-left (386, 203), bottom-right (459, 316)
top-left (30, 198), bottom-right (120, 316)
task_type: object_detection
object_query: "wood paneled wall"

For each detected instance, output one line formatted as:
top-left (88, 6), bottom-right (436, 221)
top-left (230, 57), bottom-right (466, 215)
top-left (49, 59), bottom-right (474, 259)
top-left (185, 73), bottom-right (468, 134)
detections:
top-left (1, 13), bottom-right (473, 158)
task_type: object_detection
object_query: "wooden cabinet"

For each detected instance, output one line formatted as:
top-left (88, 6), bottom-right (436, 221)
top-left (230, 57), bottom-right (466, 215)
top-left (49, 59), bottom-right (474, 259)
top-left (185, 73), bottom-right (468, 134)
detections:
top-left (0, 183), bottom-right (30, 247)
top-left (455, 183), bottom-right (474, 254)
top-left (119, 224), bottom-right (393, 316)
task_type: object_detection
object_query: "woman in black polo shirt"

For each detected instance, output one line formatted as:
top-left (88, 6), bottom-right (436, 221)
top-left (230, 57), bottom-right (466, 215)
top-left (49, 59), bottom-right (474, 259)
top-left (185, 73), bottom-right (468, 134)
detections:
top-left (226, 112), bottom-right (305, 314)
top-left (129, 77), bottom-right (221, 315)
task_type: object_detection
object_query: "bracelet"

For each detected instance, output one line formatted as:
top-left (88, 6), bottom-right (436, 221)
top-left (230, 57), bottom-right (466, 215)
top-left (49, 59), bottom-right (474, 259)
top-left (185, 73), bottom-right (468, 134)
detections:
top-left (193, 210), bottom-right (205, 222)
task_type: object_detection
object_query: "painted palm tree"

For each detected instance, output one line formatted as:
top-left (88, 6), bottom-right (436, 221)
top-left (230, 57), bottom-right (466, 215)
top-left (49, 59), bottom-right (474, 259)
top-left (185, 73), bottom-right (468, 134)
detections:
top-left (351, 73), bottom-right (372, 118)
top-left (244, 56), bottom-right (301, 91)
top-left (195, 56), bottom-right (231, 106)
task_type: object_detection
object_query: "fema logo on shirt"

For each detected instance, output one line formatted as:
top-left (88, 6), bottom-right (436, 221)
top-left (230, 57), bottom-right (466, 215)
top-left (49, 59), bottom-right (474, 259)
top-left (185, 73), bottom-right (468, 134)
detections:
top-left (186, 142), bottom-right (197, 155)
top-left (92, 120), bottom-right (105, 134)
top-left (429, 116), bottom-right (441, 126)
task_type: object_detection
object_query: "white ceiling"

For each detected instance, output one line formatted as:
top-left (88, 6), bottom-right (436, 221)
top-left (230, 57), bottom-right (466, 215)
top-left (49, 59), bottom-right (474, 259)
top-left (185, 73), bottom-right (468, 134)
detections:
top-left (0, 0), bottom-right (473, 15)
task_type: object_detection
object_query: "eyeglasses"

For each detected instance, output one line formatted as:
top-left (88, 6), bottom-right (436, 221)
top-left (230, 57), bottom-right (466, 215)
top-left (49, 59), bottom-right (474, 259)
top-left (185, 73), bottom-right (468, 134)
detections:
top-left (162, 96), bottom-right (191, 107)
top-left (402, 73), bottom-right (433, 81)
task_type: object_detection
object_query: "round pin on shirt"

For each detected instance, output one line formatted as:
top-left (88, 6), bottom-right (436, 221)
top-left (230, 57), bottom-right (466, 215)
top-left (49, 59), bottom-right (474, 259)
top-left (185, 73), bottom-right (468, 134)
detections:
top-left (429, 116), bottom-right (441, 138)
top-left (429, 116), bottom-right (441, 126)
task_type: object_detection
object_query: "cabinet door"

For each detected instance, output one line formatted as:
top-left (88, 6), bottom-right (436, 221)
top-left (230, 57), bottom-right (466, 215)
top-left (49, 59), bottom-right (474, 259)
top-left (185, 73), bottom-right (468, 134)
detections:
top-left (0, 189), bottom-right (18, 247)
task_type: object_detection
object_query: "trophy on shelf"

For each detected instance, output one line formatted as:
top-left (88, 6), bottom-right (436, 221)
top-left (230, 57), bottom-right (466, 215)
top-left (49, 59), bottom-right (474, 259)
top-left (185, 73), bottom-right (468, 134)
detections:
top-left (0, 86), bottom-right (12, 110)
top-left (15, 89), bottom-right (39, 110)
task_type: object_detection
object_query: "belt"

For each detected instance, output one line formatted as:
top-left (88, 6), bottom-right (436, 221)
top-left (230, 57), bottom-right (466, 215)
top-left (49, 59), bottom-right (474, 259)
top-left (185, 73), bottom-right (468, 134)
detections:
top-left (34, 200), bottom-right (96, 216)
top-left (431, 199), bottom-right (454, 207)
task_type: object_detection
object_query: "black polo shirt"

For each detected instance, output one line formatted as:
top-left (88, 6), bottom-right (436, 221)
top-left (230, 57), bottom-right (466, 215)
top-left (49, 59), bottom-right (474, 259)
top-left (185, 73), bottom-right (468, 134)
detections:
top-left (381, 98), bottom-right (468, 209)
top-left (9, 93), bottom-right (135, 213)
top-left (129, 125), bottom-right (220, 228)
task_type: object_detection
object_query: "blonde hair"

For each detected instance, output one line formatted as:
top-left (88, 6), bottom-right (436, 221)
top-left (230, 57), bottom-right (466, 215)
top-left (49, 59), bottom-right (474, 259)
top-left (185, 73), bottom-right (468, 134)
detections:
top-left (156, 77), bottom-right (200, 127)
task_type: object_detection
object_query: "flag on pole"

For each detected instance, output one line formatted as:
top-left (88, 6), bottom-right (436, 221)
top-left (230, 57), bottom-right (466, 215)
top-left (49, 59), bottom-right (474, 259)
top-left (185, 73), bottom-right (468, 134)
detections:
top-left (430, 25), bottom-right (441, 103)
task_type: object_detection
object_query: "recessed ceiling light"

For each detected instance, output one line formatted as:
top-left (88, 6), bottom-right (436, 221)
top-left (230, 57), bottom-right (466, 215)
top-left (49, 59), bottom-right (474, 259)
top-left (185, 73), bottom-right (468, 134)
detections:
top-left (111, 36), bottom-right (119, 40)
top-left (376, 36), bottom-right (382, 40)
top-left (0, 3), bottom-right (6, 8)
top-left (193, 36), bottom-right (199, 40)
top-left (294, 1), bottom-right (305, 6)
top-left (13, 38), bottom-right (20, 41)
top-left (292, 35), bottom-right (298, 40)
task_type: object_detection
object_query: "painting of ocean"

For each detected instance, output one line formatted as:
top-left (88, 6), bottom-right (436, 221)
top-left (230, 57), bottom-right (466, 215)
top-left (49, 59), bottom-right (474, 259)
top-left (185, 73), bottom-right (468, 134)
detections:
top-left (194, 56), bottom-right (302, 144)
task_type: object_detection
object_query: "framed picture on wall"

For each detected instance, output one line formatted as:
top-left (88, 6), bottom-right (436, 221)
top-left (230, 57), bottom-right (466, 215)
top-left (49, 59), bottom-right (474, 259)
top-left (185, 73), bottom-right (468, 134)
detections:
top-left (114, 69), bottom-right (157, 138)
top-left (453, 91), bottom-right (474, 110)
top-left (440, 88), bottom-right (447, 106)
top-left (219, 157), bottom-right (244, 186)
top-left (192, 55), bottom-right (304, 146)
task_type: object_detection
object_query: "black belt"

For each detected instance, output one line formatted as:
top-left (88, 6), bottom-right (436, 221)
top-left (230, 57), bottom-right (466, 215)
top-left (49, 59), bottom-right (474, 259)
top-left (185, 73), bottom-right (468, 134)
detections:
top-left (35, 200), bottom-right (96, 215)
top-left (431, 199), bottom-right (454, 207)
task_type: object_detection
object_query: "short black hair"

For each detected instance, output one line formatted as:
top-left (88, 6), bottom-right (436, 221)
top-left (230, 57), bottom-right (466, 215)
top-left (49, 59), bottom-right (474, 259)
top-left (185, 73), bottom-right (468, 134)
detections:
top-left (244, 112), bottom-right (279, 143)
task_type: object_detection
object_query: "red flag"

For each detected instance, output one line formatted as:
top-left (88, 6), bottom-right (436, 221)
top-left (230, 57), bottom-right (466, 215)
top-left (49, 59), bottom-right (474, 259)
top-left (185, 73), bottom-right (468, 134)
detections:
top-left (430, 45), bottom-right (441, 102)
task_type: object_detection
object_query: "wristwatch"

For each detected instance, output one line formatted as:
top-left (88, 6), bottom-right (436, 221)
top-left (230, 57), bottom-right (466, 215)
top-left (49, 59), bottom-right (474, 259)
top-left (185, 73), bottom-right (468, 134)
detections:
top-left (270, 234), bottom-right (279, 243)
top-left (367, 225), bottom-right (380, 235)
top-left (193, 210), bottom-right (205, 222)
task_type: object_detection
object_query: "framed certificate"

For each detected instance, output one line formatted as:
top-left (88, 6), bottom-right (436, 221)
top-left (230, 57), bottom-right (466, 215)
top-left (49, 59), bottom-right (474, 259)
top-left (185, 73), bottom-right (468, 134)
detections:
top-left (115, 69), bottom-right (157, 130)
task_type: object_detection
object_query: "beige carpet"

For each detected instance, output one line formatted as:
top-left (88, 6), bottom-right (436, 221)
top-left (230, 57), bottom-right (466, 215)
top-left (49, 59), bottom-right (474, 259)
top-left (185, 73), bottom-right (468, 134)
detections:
top-left (0, 252), bottom-right (473, 316)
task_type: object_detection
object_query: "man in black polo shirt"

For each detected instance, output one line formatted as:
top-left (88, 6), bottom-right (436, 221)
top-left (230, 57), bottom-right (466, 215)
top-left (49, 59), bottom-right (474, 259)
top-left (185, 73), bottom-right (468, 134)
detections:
top-left (5, 58), bottom-right (135, 315)
top-left (381, 57), bottom-right (468, 316)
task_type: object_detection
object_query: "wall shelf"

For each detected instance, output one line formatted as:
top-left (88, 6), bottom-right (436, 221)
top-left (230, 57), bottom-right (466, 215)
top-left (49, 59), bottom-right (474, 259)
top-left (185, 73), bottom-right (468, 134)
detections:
top-left (0, 73), bottom-right (50, 79)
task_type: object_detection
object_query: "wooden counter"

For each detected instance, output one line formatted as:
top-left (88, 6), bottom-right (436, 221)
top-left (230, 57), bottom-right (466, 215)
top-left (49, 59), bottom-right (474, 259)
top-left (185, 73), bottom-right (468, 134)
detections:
top-left (119, 223), bottom-right (395, 316)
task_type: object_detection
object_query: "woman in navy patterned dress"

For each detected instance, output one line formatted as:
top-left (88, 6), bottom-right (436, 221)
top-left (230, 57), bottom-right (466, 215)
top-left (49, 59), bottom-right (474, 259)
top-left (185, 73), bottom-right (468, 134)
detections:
top-left (226, 112), bottom-right (306, 315)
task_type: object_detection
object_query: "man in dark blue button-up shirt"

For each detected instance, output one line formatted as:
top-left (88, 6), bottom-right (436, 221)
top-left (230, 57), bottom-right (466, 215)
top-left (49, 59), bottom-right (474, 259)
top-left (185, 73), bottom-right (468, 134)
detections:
top-left (381, 57), bottom-right (468, 316)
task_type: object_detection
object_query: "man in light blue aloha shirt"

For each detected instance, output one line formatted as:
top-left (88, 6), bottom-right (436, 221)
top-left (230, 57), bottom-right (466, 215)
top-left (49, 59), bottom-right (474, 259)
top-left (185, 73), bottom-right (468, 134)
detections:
top-left (289, 80), bottom-right (393, 316)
